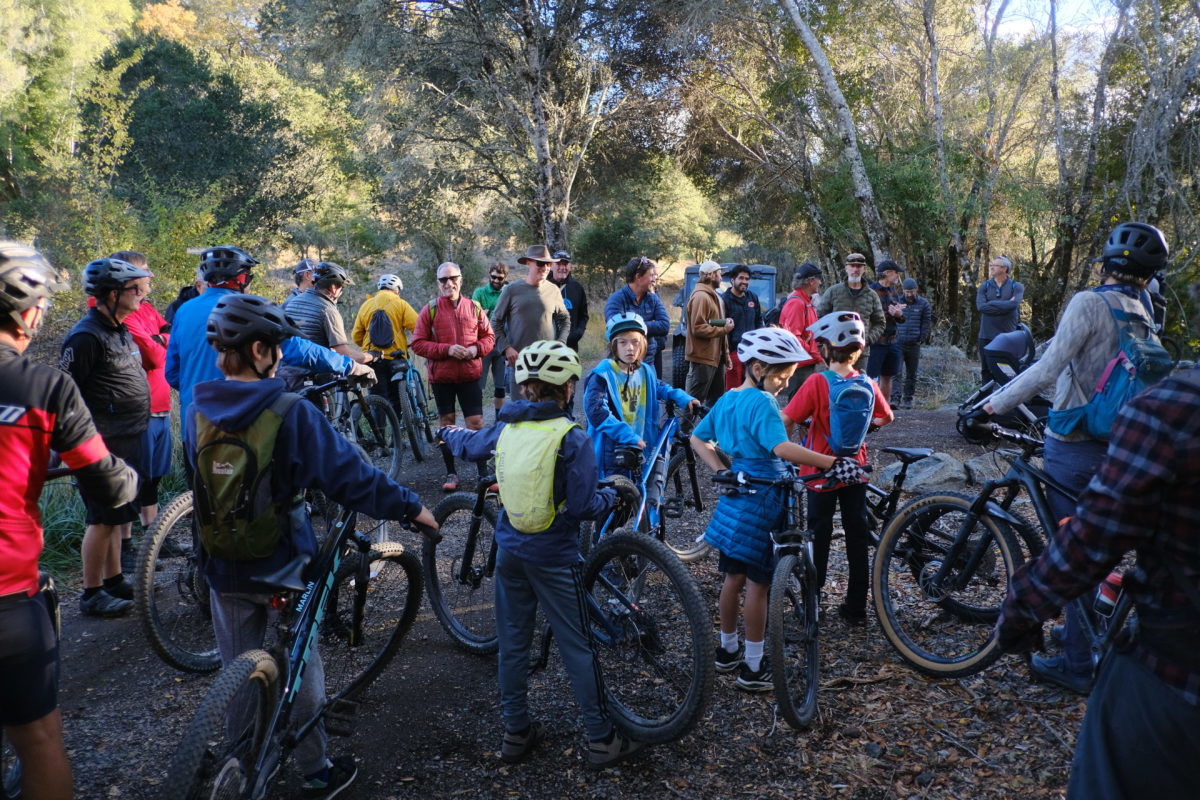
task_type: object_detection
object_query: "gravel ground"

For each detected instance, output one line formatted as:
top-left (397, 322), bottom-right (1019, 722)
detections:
top-left (56, 392), bottom-right (1084, 800)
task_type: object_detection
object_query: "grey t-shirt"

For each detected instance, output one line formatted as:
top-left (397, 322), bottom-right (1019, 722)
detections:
top-left (490, 280), bottom-right (569, 352)
top-left (284, 289), bottom-right (350, 349)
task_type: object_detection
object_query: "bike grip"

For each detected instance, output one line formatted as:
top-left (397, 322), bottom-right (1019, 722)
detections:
top-left (410, 521), bottom-right (442, 545)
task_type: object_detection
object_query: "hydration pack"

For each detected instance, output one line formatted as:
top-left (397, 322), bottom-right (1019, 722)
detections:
top-left (1048, 292), bottom-right (1172, 441)
top-left (367, 307), bottom-right (396, 350)
top-left (193, 393), bottom-right (303, 560)
top-left (822, 370), bottom-right (876, 456)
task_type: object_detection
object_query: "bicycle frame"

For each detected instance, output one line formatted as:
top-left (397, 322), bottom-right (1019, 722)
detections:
top-left (453, 478), bottom-right (500, 588)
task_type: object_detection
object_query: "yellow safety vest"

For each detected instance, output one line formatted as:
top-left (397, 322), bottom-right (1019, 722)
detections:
top-left (495, 416), bottom-right (577, 533)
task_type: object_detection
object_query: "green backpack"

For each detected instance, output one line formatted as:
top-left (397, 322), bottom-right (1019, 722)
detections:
top-left (193, 393), bottom-right (303, 561)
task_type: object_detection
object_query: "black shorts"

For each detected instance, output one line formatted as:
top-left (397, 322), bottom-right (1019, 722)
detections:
top-left (0, 592), bottom-right (59, 726)
top-left (431, 380), bottom-right (484, 419)
top-left (82, 433), bottom-right (144, 525)
top-left (717, 552), bottom-right (773, 586)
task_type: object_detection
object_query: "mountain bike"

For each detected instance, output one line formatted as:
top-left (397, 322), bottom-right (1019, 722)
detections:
top-left (425, 476), bottom-right (714, 744)
top-left (389, 355), bottom-right (435, 461)
top-left (158, 505), bottom-right (436, 799)
top-left (582, 403), bottom-right (722, 563)
top-left (300, 375), bottom-right (406, 480)
top-left (871, 422), bottom-right (1121, 679)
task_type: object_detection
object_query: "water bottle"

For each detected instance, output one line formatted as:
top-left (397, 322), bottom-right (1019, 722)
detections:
top-left (1094, 571), bottom-right (1124, 617)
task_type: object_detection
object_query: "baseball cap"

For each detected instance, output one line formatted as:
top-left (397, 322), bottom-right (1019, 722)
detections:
top-left (698, 260), bottom-right (722, 275)
top-left (845, 253), bottom-right (867, 265)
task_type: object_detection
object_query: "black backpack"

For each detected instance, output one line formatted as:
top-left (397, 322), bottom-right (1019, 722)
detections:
top-left (764, 295), bottom-right (799, 327)
top-left (367, 307), bottom-right (396, 350)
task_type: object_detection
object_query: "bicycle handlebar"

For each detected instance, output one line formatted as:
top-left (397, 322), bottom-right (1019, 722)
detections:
top-left (405, 520), bottom-right (442, 545)
top-left (711, 464), bottom-right (871, 491)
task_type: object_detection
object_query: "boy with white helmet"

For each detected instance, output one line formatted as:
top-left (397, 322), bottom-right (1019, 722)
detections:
top-left (690, 326), bottom-right (868, 691)
top-left (783, 311), bottom-right (894, 626)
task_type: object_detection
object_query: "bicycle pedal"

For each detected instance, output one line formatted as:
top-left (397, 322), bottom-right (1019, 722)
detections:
top-left (324, 698), bottom-right (360, 737)
top-left (662, 498), bottom-right (684, 518)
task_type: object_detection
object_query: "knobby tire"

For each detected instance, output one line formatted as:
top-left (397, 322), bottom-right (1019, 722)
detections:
top-left (769, 553), bottom-right (820, 729)
top-left (423, 492), bottom-right (499, 654)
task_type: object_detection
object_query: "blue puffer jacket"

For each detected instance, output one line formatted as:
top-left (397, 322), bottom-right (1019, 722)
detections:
top-left (583, 359), bottom-right (695, 477)
top-left (896, 295), bottom-right (932, 345)
top-left (704, 457), bottom-right (791, 574)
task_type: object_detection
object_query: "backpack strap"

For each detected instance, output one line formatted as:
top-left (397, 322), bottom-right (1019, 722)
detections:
top-left (269, 391), bottom-right (303, 420)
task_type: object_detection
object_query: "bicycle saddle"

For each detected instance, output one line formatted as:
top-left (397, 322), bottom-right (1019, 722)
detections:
top-left (252, 555), bottom-right (312, 593)
top-left (881, 446), bottom-right (933, 464)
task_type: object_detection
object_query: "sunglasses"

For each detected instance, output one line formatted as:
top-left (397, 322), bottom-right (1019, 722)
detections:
top-left (438, 275), bottom-right (462, 283)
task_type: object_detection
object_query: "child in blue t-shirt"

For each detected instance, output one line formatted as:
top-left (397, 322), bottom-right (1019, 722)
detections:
top-left (690, 328), bottom-right (867, 692)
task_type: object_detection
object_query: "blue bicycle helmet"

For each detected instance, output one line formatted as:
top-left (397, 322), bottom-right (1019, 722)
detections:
top-left (606, 311), bottom-right (648, 341)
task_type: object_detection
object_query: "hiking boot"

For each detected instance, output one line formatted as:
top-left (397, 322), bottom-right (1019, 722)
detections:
top-left (441, 473), bottom-right (459, 492)
top-left (105, 576), bottom-right (134, 601)
top-left (500, 721), bottom-right (545, 764)
top-left (837, 603), bottom-right (867, 627)
top-left (79, 589), bottom-right (133, 618)
top-left (587, 730), bottom-right (644, 770)
top-left (714, 646), bottom-right (742, 674)
top-left (1029, 654), bottom-right (1092, 695)
top-left (735, 659), bottom-right (772, 693)
top-left (301, 755), bottom-right (358, 799)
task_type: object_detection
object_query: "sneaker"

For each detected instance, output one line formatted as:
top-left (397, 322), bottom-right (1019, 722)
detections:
top-left (1049, 623), bottom-right (1066, 646)
top-left (837, 603), bottom-right (867, 626)
top-left (587, 730), bottom-right (644, 770)
top-left (441, 473), bottom-right (459, 492)
top-left (735, 659), bottom-right (772, 693)
top-left (79, 589), bottom-right (133, 618)
top-left (105, 576), bottom-right (134, 601)
top-left (500, 721), bottom-right (544, 764)
top-left (714, 646), bottom-right (742, 674)
top-left (1029, 654), bottom-right (1092, 695)
top-left (301, 756), bottom-right (358, 799)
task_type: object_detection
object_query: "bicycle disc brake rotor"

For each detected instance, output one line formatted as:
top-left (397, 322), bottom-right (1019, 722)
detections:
top-left (206, 757), bottom-right (248, 800)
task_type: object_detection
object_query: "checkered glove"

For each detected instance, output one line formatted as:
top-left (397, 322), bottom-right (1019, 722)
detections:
top-left (829, 457), bottom-right (869, 485)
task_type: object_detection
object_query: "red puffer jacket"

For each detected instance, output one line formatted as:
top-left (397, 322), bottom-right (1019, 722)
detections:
top-left (410, 295), bottom-right (496, 384)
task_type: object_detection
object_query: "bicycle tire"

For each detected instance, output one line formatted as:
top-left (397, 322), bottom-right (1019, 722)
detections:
top-left (322, 542), bottom-right (423, 701)
top-left (582, 530), bottom-right (714, 744)
top-left (872, 493), bottom-right (1022, 678)
top-left (769, 552), bottom-right (820, 729)
top-left (422, 492), bottom-right (499, 654)
top-left (349, 394), bottom-right (405, 480)
top-left (135, 491), bottom-right (221, 673)
top-left (660, 452), bottom-right (714, 562)
top-left (411, 378), bottom-right (436, 443)
top-left (395, 378), bottom-right (426, 462)
top-left (1, 733), bottom-right (19, 799)
top-left (159, 649), bottom-right (278, 800)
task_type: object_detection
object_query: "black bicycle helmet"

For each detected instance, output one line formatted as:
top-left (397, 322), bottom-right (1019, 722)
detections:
top-left (0, 242), bottom-right (65, 331)
top-left (199, 245), bottom-right (259, 284)
top-left (82, 257), bottom-right (152, 296)
top-left (1100, 222), bottom-right (1168, 277)
top-left (313, 261), bottom-right (350, 287)
top-left (206, 294), bottom-right (301, 350)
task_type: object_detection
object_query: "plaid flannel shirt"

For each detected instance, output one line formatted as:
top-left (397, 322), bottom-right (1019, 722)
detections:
top-left (998, 369), bottom-right (1200, 704)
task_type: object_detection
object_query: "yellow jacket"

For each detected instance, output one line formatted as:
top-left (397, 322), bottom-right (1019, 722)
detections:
top-left (352, 290), bottom-right (419, 358)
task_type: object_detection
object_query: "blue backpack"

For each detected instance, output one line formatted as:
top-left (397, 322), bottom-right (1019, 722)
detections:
top-left (1048, 291), bottom-right (1172, 441)
top-left (822, 370), bottom-right (876, 456)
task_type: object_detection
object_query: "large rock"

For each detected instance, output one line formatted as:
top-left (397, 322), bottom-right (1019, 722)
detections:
top-left (878, 452), bottom-right (968, 492)
top-left (964, 453), bottom-right (1008, 485)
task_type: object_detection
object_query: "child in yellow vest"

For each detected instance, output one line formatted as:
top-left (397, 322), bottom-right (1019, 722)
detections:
top-left (439, 340), bottom-right (646, 770)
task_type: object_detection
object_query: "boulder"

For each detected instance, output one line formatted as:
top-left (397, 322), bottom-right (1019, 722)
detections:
top-left (964, 453), bottom-right (1008, 485)
top-left (878, 452), bottom-right (968, 492)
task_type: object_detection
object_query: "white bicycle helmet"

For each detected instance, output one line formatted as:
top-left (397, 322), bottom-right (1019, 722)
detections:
top-left (737, 327), bottom-right (808, 364)
top-left (377, 273), bottom-right (403, 291)
top-left (808, 311), bottom-right (866, 348)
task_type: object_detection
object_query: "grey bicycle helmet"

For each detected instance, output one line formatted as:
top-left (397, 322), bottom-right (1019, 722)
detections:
top-left (0, 242), bottom-right (65, 332)
top-left (737, 327), bottom-right (808, 364)
top-left (377, 273), bottom-right (403, 292)
top-left (206, 294), bottom-right (301, 350)
top-left (1100, 222), bottom-right (1169, 277)
top-left (200, 246), bottom-right (259, 283)
top-left (606, 311), bottom-right (648, 341)
top-left (82, 257), bottom-right (152, 297)
top-left (293, 258), bottom-right (316, 275)
top-left (808, 311), bottom-right (866, 348)
top-left (312, 261), bottom-right (349, 287)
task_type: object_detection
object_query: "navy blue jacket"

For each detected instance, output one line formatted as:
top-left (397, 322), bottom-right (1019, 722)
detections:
top-left (896, 295), bottom-right (932, 344)
top-left (603, 286), bottom-right (670, 364)
top-left (441, 400), bottom-right (615, 567)
top-left (185, 377), bottom-right (423, 593)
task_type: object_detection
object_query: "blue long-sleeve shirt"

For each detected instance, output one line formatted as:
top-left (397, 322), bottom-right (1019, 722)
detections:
top-left (185, 377), bottom-right (423, 594)
top-left (166, 287), bottom-right (353, 418)
top-left (440, 400), bottom-right (615, 567)
top-left (603, 286), bottom-right (670, 364)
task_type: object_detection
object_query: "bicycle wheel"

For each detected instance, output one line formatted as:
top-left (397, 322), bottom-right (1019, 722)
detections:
top-left (322, 542), bottom-right (423, 701)
top-left (422, 492), bottom-right (499, 654)
top-left (660, 452), bottom-right (714, 562)
top-left (582, 530), bottom-right (714, 744)
top-left (159, 649), bottom-right (278, 800)
top-left (411, 377), bottom-right (436, 443)
top-left (1, 732), bottom-right (19, 799)
top-left (769, 552), bottom-right (820, 729)
top-left (395, 378), bottom-right (426, 462)
top-left (349, 394), bottom-right (405, 480)
top-left (872, 493), bottom-right (1021, 678)
top-left (136, 492), bottom-right (220, 673)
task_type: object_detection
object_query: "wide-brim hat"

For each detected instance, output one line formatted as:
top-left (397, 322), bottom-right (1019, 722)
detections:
top-left (517, 245), bottom-right (556, 265)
